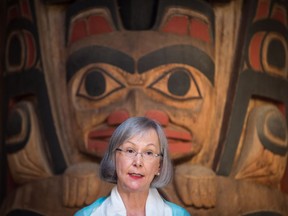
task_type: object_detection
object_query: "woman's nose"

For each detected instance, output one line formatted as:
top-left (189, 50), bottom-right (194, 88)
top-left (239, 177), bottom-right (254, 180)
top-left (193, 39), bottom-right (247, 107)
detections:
top-left (133, 153), bottom-right (143, 167)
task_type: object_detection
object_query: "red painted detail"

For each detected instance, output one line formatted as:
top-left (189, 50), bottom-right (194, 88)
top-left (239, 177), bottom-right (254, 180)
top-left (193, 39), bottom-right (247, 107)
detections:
top-left (255, 0), bottom-right (270, 20)
top-left (168, 140), bottom-right (193, 154)
top-left (7, 6), bottom-right (20, 22)
top-left (277, 104), bottom-right (286, 116)
top-left (279, 102), bottom-right (288, 193)
top-left (161, 15), bottom-right (189, 36)
top-left (164, 129), bottom-right (192, 141)
top-left (145, 110), bottom-right (169, 126)
top-left (88, 15), bottom-right (113, 35)
top-left (249, 32), bottom-right (265, 71)
top-left (7, 168), bottom-right (17, 194)
top-left (271, 6), bottom-right (287, 26)
top-left (69, 19), bottom-right (87, 44)
top-left (87, 140), bottom-right (109, 155)
top-left (87, 128), bottom-right (116, 153)
top-left (190, 18), bottom-right (210, 43)
top-left (24, 31), bottom-right (36, 68)
top-left (20, 0), bottom-right (32, 20)
top-left (8, 99), bottom-right (16, 109)
top-left (281, 159), bottom-right (288, 194)
top-left (88, 127), bottom-right (115, 138)
top-left (107, 110), bottom-right (130, 126)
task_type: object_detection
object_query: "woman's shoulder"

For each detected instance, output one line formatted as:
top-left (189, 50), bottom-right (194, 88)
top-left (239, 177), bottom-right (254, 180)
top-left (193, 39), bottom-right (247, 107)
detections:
top-left (164, 200), bottom-right (191, 216)
top-left (74, 197), bottom-right (107, 216)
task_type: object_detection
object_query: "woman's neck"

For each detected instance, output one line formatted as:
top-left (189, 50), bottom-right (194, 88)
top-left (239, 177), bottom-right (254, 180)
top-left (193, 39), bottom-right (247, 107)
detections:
top-left (117, 186), bottom-right (149, 216)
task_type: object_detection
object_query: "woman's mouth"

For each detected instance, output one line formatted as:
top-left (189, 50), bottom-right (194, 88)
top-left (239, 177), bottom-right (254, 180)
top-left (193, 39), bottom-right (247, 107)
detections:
top-left (128, 172), bottom-right (144, 179)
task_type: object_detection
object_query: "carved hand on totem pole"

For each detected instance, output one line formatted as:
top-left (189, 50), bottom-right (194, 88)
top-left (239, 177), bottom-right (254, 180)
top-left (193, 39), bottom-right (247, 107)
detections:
top-left (5, 101), bottom-right (53, 184)
top-left (175, 165), bottom-right (216, 208)
top-left (62, 163), bottom-right (108, 207)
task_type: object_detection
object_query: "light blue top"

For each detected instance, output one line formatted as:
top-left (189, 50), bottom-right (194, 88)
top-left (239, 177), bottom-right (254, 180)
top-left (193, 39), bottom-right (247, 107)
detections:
top-left (75, 196), bottom-right (190, 216)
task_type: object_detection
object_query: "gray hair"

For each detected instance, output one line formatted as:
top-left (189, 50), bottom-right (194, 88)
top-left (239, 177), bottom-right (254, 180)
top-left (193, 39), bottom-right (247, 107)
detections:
top-left (100, 116), bottom-right (173, 188)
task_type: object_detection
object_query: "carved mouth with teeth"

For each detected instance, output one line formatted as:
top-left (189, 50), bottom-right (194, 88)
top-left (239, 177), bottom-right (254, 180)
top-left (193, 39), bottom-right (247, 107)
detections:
top-left (86, 126), bottom-right (195, 160)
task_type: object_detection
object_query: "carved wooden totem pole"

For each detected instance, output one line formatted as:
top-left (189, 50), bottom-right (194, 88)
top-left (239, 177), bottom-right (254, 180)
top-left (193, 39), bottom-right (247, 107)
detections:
top-left (0, 0), bottom-right (288, 215)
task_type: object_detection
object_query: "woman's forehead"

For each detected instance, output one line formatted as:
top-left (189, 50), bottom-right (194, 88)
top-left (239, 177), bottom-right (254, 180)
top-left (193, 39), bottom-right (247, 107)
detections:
top-left (123, 129), bottom-right (160, 147)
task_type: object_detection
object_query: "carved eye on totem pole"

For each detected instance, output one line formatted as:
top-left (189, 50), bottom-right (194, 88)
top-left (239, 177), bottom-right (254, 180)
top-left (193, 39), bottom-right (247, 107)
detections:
top-left (148, 67), bottom-right (202, 101)
top-left (77, 67), bottom-right (125, 101)
top-left (5, 30), bottom-right (37, 72)
top-left (246, 2), bottom-right (288, 76)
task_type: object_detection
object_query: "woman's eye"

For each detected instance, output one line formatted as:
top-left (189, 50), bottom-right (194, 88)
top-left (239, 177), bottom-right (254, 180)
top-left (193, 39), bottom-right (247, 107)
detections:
top-left (148, 68), bottom-right (202, 100)
top-left (126, 149), bottom-right (135, 154)
top-left (77, 68), bottom-right (125, 100)
top-left (145, 151), bottom-right (154, 156)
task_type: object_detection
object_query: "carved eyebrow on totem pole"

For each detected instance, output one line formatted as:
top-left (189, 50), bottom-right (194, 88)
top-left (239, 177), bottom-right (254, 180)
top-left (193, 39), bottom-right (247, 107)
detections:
top-left (0, 0), bottom-right (288, 216)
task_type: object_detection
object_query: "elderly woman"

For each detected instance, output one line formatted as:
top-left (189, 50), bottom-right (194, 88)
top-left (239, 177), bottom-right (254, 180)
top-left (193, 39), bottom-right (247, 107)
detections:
top-left (75, 116), bottom-right (190, 216)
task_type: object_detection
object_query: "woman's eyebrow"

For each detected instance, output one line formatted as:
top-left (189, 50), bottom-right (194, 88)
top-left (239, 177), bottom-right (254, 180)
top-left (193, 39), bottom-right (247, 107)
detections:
top-left (126, 140), bottom-right (136, 145)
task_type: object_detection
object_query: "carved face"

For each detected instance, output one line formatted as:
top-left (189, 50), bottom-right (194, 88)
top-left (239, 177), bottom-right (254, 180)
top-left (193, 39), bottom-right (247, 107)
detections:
top-left (66, 1), bottom-right (216, 163)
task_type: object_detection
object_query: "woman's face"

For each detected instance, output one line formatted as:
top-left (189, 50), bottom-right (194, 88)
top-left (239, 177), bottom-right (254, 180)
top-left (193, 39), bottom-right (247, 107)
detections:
top-left (115, 129), bottom-right (161, 194)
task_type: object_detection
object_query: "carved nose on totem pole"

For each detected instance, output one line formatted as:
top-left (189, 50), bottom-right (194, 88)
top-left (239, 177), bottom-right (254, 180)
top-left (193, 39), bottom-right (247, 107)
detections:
top-left (126, 73), bottom-right (145, 86)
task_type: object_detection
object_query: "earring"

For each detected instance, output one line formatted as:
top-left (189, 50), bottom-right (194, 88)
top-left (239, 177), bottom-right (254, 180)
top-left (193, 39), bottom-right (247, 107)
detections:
top-left (156, 172), bottom-right (160, 176)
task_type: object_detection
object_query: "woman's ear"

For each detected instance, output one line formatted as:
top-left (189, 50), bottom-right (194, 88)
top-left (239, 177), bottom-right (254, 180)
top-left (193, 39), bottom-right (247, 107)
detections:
top-left (157, 164), bottom-right (161, 175)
